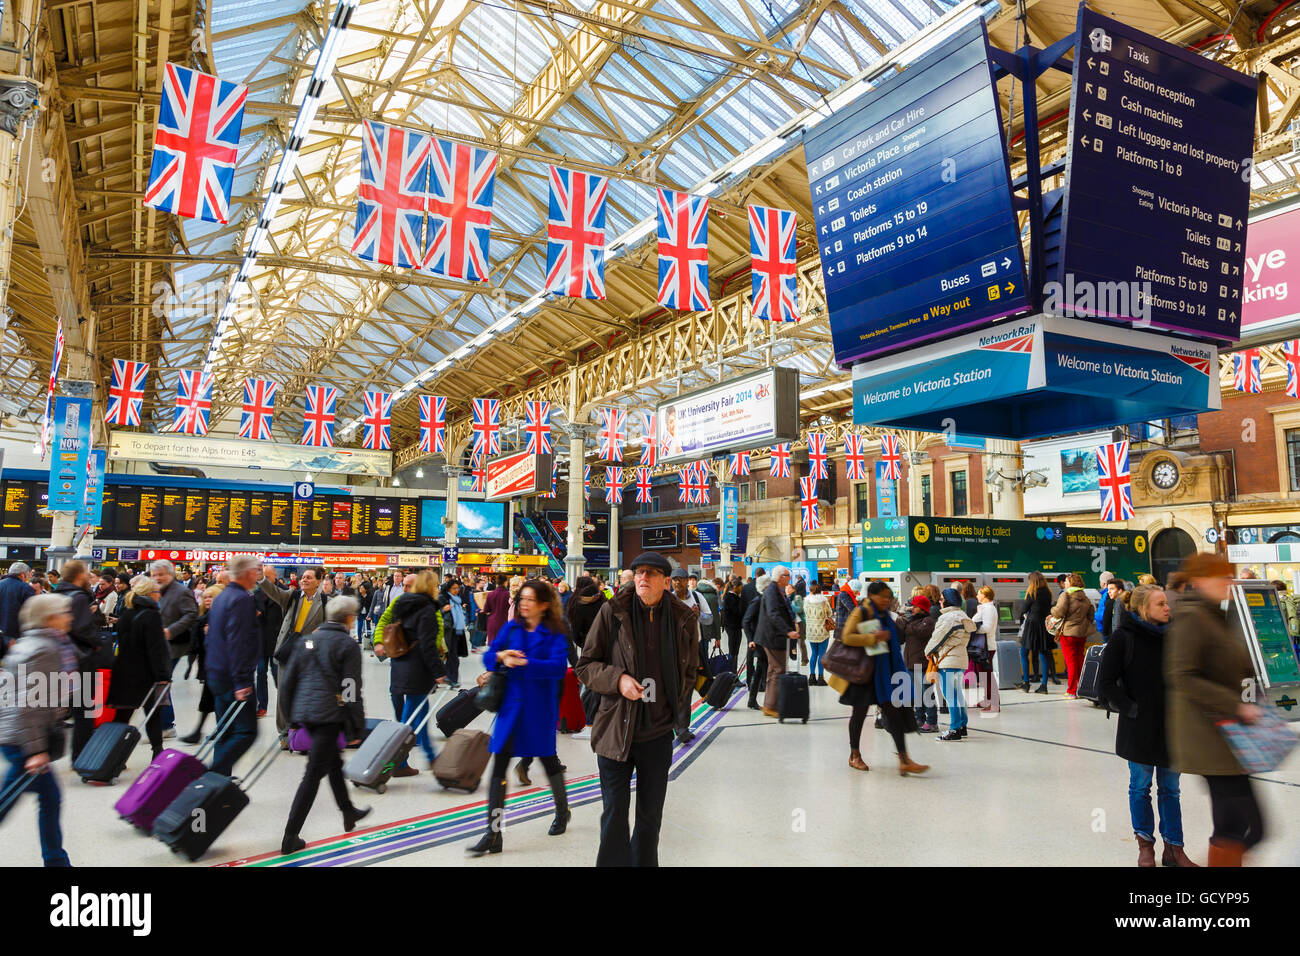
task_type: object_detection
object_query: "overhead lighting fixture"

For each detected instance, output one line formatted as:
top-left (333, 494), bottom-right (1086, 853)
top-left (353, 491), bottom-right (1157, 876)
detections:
top-left (416, 467), bottom-right (424, 478)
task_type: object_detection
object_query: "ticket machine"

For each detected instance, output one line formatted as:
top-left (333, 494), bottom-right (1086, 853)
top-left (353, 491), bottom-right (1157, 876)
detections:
top-left (1228, 580), bottom-right (1300, 720)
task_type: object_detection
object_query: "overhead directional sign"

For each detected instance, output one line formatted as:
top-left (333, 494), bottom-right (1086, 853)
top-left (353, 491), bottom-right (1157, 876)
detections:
top-left (1058, 8), bottom-right (1256, 343)
top-left (802, 17), bottom-right (1028, 365)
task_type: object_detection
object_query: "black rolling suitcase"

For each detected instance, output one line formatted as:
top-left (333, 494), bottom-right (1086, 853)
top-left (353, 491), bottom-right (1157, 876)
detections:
top-left (436, 689), bottom-right (482, 738)
top-left (777, 642), bottom-right (809, 723)
top-left (73, 686), bottom-right (166, 783)
top-left (152, 736), bottom-right (281, 861)
top-left (1077, 644), bottom-right (1106, 703)
top-left (706, 671), bottom-right (736, 709)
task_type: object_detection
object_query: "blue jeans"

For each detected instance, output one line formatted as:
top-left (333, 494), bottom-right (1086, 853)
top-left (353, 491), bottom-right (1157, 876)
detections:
top-left (208, 677), bottom-right (258, 776)
top-left (808, 640), bottom-right (827, 677)
top-left (912, 671), bottom-right (937, 726)
top-left (392, 691), bottom-right (435, 766)
top-left (937, 668), bottom-right (967, 731)
top-left (1019, 647), bottom-right (1052, 688)
top-left (1128, 762), bottom-right (1184, 846)
top-left (0, 745), bottom-right (70, 866)
top-left (256, 657), bottom-right (270, 712)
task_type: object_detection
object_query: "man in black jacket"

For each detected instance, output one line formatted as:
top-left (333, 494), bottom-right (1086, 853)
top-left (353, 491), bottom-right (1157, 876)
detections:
top-left (55, 561), bottom-right (106, 760)
top-left (0, 562), bottom-right (34, 648)
top-left (754, 567), bottom-right (798, 717)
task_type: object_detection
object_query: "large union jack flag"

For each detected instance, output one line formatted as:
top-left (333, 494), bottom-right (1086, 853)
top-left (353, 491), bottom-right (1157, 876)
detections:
top-left (880, 435), bottom-right (903, 481)
top-left (546, 166), bottom-right (607, 299)
top-left (800, 476), bottom-right (820, 531)
top-left (172, 370), bottom-right (214, 435)
top-left (769, 442), bottom-right (791, 479)
top-left (471, 397), bottom-right (500, 458)
top-left (1284, 341), bottom-right (1300, 399)
top-left (728, 452), bottom-right (750, 478)
top-left (362, 390), bottom-right (392, 450)
top-left (749, 204), bottom-right (799, 322)
top-left (106, 359), bottom-right (149, 427)
top-left (599, 407), bottom-right (626, 462)
top-left (806, 433), bottom-right (828, 480)
top-left (40, 320), bottom-right (64, 457)
top-left (302, 385), bottom-right (337, 447)
top-left (656, 188), bottom-right (710, 311)
top-left (635, 467), bottom-right (653, 503)
top-left (238, 378), bottom-right (277, 441)
top-left (423, 138), bottom-right (497, 281)
top-left (524, 401), bottom-right (552, 455)
top-left (605, 467), bottom-right (623, 506)
top-left (678, 467), bottom-right (691, 504)
top-left (144, 63), bottom-right (247, 224)
top-left (1233, 349), bottom-right (1261, 394)
top-left (352, 120), bottom-right (430, 270)
top-left (419, 395), bottom-right (447, 454)
top-left (844, 434), bottom-right (868, 481)
top-left (639, 412), bottom-right (657, 467)
top-left (1096, 440), bottom-right (1135, 522)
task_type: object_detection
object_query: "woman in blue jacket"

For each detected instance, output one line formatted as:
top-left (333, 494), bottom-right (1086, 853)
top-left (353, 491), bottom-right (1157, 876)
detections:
top-left (466, 579), bottom-right (571, 857)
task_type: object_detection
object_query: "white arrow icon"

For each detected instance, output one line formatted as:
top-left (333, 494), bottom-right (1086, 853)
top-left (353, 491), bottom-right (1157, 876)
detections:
top-left (1002, 256), bottom-right (1012, 269)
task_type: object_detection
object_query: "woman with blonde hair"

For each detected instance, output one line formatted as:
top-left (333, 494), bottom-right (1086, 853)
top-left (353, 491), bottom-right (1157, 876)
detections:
top-left (108, 576), bottom-right (171, 758)
top-left (386, 569), bottom-right (448, 776)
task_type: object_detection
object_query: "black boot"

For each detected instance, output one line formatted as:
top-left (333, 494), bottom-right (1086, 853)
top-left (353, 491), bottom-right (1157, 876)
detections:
top-left (280, 835), bottom-right (306, 855)
top-left (547, 771), bottom-right (570, 836)
top-left (466, 774), bottom-right (506, 856)
top-left (343, 805), bottom-right (372, 832)
top-left (179, 712), bottom-right (209, 746)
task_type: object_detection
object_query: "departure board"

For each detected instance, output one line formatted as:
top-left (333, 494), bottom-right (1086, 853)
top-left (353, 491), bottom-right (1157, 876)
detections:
top-left (206, 492), bottom-right (229, 538)
top-left (161, 491), bottom-right (185, 535)
top-left (227, 494), bottom-right (248, 538)
top-left (183, 492), bottom-right (207, 537)
top-left (309, 499), bottom-right (333, 541)
top-left (2, 480), bottom-right (33, 533)
top-left (138, 491), bottom-right (162, 536)
top-left (331, 500), bottom-right (351, 542)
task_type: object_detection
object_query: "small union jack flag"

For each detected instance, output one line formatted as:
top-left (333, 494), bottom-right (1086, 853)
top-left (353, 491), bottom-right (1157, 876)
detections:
top-left (172, 370), bottom-right (213, 435)
top-left (728, 452), bottom-right (750, 478)
top-left (1233, 349), bottom-right (1261, 394)
top-left (143, 63), bottom-right (247, 224)
top-left (769, 442), bottom-right (791, 479)
top-left (524, 401), bottom-right (552, 455)
top-left (106, 359), bottom-right (149, 427)
top-left (301, 385), bottom-right (337, 447)
top-left (419, 395), bottom-right (446, 454)
top-left (691, 461), bottom-right (711, 505)
top-left (546, 166), bottom-right (608, 300)
top-left (844, 434), bottom-right (868, 481)
top-left (605, 467), bottom-right (623, 506)
top-left (599, 407), bottom-right (626, 462)
top-left (40, 319), bottom-right (64, 457)
top-left (469, 455), bottom-right (487, 493)
top-left (423, 137), bottom-right (497, 281)
top-left (1096, 440), bottom-right (1135, 522)
top-left (583, 465), bottom-right (591, 501)
top-left (352, 120), bottom-right (431, 270)
top-left (800, 477), bottom-right (820, 531)
top-left (880, 434), bottom-right (903, 481)
top-left (471, 397), bottom-right (500, 458)
top-left (635, 467), bottom-right (653, 503)
top-left (640, 412), bottom-right (657, 466)
top-left (748, 204), bottom-right (799, 322)
top-left (678, 467), bottom-right (691, 504)
top-left (1284, 341), bottom-right (1300, 399)
top-left (362, 390), bottom-right (392, 450)
top-left (238, 378), bottom-right (277, 441)
top-left (542, 460), bottom-right (558, 498)
top-left (806, 433), bottom-right (828, 480)
top-left (656, 188), bottom-right (710, 311)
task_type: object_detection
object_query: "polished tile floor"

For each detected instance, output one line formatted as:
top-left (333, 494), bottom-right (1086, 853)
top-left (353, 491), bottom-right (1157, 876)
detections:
top-left (6, 650), bottom-right (1299, 867)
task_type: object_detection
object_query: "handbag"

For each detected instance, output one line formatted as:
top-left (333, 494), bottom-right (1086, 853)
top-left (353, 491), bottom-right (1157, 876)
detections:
top-left (821, 638), bottom-right (874, 685)
top-left (1217, 708), bottom-right (1298, 774)
top-left (1045, 614), bottom-right (1064, 637)
top-left (475, 640), bottom-right (511, 712)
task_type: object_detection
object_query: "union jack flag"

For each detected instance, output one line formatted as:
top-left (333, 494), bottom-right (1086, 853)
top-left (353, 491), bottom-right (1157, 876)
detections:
top-left (678, 467), bottom-right (691, 504)
top-left (728, 452), bottom-right (750, 478)
top-left (1096, 440), bottom-right (1135, 522)
top-left (691, 461), bottom-right (711, 505)
top-left (362, 390), bottom-right (392, 450)
top-left (301, 385), bottom-right (337, 447)
top-left (471, 397), bottom-right (500, 458)
top-left (800, 476), bottom-right (820, 531)
top-left (1233, 349), bottom-right (1261, 394)
top-left (635, 467), bottom-right (653, 503)
top-left (1284, 341), bottom-right (1300, 399)
top-left (844, 434), bottom-right (868, 481)
top-left (806, 433), bottom-right (828, 480)
top-left (640, 412), bottom-right (657, 466)
top-left (419, 395), bottom-right (447, 454)
top-left (469, 455), bottom-right (487, 493)
top-left (656, 188), bottom-right (710, 311)
top-left (238, 378), bottom-right (277, 441)
top-left (546, 166), bottom-right (607, 299)
top-left (605, 467), bottom-right (623, 506)
top-left (352, 120), bottom-right (430, 270)
top-left (172, 370), bottom-right (213, 435)
top-left (598, 407), bottom-right (626, 462)
top-left (143, 63), bottom-right (247, 224)
top-left (880, 434), bottom-right (903, 481)
top-left (769, 442), bottom-right (791, 479)
top-left (583, 465), bottom-right (591, 501)
top-left (106, 359), bottom-right (149, 427)
top-left (423, 137), bottom-right (496, 281)
top-left (748, 204), bottom-right (799, 322)
top-left (524, 401), bottom-right (552, 455)
top-left (40, 319), bottom-right (64, 457)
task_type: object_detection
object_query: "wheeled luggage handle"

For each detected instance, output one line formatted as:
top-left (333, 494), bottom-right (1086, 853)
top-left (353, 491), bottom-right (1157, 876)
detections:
top-left (194, 699), bottom-right (248, 764)
top-left (0, 769), bottom-right (37, 815)
top-left (233, 734), bottom-right (284, 794)
top-left (136, 681), bottom-right (170, 728)
top-left (409, 684), bottom-right (452, 737)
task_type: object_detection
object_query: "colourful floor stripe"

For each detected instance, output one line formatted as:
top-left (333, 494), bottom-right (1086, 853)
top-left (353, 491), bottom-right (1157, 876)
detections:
top-left (215, 675), bottom-right (749, 867)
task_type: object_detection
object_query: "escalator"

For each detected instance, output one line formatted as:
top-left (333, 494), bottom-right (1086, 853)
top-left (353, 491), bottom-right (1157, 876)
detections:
top-left (530, 510), bottom-right (567, 560)
top-left (515, 514), bottom-right (566, 578)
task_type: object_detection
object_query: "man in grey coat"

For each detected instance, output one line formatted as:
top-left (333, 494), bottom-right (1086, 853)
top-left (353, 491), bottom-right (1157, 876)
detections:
top-left (152, 559), bottom-right (198, 736)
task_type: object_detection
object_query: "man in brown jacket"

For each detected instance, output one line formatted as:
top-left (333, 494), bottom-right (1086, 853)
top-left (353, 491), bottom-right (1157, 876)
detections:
top-left (576, 552), bottom-right (698, 867)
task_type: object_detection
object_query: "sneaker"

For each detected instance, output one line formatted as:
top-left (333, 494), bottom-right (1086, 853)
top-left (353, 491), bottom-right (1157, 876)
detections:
top-left (256, 708), bottom-right (268, 718)
top-left (937, 730), bottom-right (962, 741)
top-left (1065, 692), bottom-right (1078, 700)
top-left (957, 727), bottom-right (968, 738)
top-left (1034, 685), bottom-right (1049, 694)
top-left (918, 723), bottom-right (937, 733)
top-left (162, 727), bottom-right (176, 739)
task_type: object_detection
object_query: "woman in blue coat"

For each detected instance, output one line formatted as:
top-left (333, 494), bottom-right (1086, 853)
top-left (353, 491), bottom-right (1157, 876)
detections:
top-left (466, 579), bottom-right (571, 857)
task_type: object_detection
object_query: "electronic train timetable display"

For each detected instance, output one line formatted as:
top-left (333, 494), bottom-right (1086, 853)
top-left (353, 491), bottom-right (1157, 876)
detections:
top-left (802, 17), bottom-right (1027, 364)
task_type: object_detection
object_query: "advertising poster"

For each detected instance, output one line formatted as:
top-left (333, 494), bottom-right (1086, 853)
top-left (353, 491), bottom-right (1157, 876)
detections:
top-left (721, 485), bottom-right (739, 546)
top-left (79, 449), bottom-right (106, 527)
top-left (656, 367), bottom-right (798, 464)
top-left (49, 397), bottom-right (92, 511)
top-left (874, 461), bottom-right (896, 517)
top-left (109, 431), bottom-right (392, 477)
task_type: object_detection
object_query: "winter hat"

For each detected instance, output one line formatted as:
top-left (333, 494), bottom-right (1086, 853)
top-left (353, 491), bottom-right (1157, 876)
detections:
top-left (940, 587), bottom-right (962, 608)
top-left (909, 594), bottom-right (931, 613)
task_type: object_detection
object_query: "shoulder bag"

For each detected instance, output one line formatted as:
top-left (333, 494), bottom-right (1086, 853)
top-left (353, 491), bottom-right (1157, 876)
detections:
top-left (821, 637), bottom-right (874, 685)
top-left (476, 637), bottom-right (511, 712)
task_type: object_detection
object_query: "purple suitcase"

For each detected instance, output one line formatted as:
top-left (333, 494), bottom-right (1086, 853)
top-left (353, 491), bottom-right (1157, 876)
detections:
top-left (114, 700), bottom-right (245, 832)
top-left (288, 726), bottom-right (347, 753)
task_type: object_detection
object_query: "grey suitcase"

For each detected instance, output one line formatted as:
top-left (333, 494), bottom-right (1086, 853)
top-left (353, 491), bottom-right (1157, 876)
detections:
top-left (996, 640), bottom-right (1022, 689)
top-left (343, 689), bottom-right (440, 793)
top-left (431, 728), bottom-right (491, 792)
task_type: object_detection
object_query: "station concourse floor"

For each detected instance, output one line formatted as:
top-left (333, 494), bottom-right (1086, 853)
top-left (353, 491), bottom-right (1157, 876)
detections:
top-left (8, 649), bottom-right (1300, 868)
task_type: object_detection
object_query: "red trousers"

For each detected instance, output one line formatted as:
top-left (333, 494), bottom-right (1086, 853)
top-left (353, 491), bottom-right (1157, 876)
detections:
top-left (1059, 636), bottom-right (1087, 695)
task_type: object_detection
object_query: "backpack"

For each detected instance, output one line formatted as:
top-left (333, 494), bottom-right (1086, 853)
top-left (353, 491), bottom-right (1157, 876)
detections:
top-left (1280, 592), bottom-right (1300, 639)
